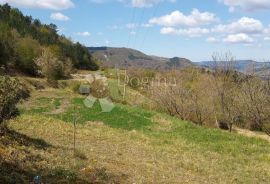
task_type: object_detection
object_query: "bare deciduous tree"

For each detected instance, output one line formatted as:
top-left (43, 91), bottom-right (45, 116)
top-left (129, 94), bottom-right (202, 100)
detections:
top-left (211, 52), bottom-right (239, 132)
top-left (240, 75), bottom-right (270, 136)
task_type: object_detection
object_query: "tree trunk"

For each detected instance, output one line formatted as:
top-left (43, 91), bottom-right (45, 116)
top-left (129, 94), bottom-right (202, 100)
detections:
top-left (229, 123), bottom-right (233, 133)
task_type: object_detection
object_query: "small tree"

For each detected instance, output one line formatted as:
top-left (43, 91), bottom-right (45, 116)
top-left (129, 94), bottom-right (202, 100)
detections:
top-left (240, 76), bottom-right (270, 136)
top-left (151, 69), bottom-right (192, 120)
top-left (187, 70), bottom-right (214, 126)
top-left (35, 49), bottom-right (73, 85)
top-left (211, 52), bottom-right (238, 132)
top-left (15, 36), bottom-right (42, 75)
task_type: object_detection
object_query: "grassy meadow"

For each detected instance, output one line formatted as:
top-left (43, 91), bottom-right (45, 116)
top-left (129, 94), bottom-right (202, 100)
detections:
top-left (1, 76), bottom-right (270, 183)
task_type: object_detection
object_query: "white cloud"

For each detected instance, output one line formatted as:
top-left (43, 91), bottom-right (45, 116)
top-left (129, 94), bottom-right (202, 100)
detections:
top-left (0, 0), bottom-right (74, 10)
top-left (76, 32), bottom-right (91, 37)
top-left (228, 6), bottom-right (235, 13)
top-left (223, 33), bottom-right (254, 44)
top-left (89, 0), bottom-right (173, 7)
top-left (264, 37), bottom-right (270, 41)
top-left (126, 23), bottom-right (138, 29)
top-left (160, 27), bottom-right (209, 37)
top-left (149, 9), bottom-right (218, 27)
top-left (222, 0), bottom-right (270, 11)
top-left (109, 25), bottom-right (123, 30)
top-left (131, 0), bottom-right (159, 8)
top-left (130, 31), bottom-right (136, 35)
top-left (206, 37), bottom-right (219, 43)
top-left (213, 17), bottom-right (264, 34)
top-left (105, 40), bottom-right (110, 45)
top-left (126, 23), bottom-right (153, 29)
top-left (264, 25), bottom-right (270, 34)
top-left (89, 0), bottom-right (175, 7)
top-left (89, 0), bottom-right (106, 3)
top-left (141, 23), bottom-right (152, 28)
top-left (131, 0), bottom-right (175, 8)
top-left (50, 12), bottom-right (70, 21)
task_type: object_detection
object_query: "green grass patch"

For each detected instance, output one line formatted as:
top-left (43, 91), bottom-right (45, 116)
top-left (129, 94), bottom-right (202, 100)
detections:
top-left (53, 98), bottom-right (62, 109)
top-left (9, 84), bottom-right (270, 183)
top-left (147, 115), bottom-right (270, 155)
top-left (108, 79), bottom-right (126, 101)
top-left (21, 97), bottom-right (63, 114)
top-left (53, 98), bottom-right (154, 131)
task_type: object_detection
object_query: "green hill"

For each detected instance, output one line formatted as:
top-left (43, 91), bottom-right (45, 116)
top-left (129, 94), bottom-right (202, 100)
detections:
top-left (1, 75), bottom-right (269, 183)
top-left (88, 47), bottom-right (194, 70)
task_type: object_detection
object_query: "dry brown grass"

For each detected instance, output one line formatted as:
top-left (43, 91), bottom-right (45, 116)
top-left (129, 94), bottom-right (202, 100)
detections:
top-left (4, 114), bottom-right (270, 184)
top-left (2, 76), bottom-right (270, 183)
top-left (235, 128), bottom-right (270, 142)
top-left (151, 114), bottom-right (173, 132)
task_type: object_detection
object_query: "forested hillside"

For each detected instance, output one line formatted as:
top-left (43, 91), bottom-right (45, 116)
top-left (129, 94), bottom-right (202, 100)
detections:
top-left (0, 4), bottom-right (98, 76)
top-left (88, 47), bottom-right (194, 70)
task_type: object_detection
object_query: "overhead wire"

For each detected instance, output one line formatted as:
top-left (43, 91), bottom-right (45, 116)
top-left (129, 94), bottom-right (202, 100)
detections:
top-left (126, 6), bottom-right (137, 49)
top-left (131, 8), bottom-right (146, 49)
top-left (139, 2), bottom-right (161, 51)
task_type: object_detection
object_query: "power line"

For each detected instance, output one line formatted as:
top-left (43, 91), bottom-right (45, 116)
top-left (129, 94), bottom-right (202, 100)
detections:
top-left (131, 8), bottom-right (146, 49)
top-left (126, 7), bottom-right (137, 49)
top-left (139, 3), bottom-right (160, 51)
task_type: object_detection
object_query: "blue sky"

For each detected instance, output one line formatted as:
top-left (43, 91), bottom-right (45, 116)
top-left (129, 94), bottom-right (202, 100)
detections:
top-left (1, 0), bottom-right (270, 62)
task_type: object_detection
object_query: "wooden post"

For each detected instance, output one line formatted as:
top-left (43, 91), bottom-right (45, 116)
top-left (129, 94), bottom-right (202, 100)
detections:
top-left (123, 70), bottom-right (127, 100)
top-left (73, 107), bottom-right (76, 156)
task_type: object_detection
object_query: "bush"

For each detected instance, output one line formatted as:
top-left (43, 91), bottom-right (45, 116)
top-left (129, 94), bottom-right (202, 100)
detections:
top-left (0, 76), bottom-right (29, 124)
top-left (69, 81), bottom-right (82, 93)
top-left (91, 79), bottom-right (109, 98)
top-left (35, 49), bottom-right (73, 84)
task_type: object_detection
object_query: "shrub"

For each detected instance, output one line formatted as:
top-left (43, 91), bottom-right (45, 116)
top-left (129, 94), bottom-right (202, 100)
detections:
top-left (91, 79), bottom-right (109, 98)
top-left (0, 76), bottom-right (29, 124)
top-left (35, 49), bottom-right (73, 85)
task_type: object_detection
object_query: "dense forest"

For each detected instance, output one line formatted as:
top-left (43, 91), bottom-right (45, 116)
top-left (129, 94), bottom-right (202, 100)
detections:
top-left (0, 3), bottom-right (98, 77)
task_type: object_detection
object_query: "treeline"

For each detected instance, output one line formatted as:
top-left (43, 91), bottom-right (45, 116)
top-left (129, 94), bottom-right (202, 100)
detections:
top-left (0, 3), bottom-right (98, 77)
top-left (126, 53), bottom-right (270, 135)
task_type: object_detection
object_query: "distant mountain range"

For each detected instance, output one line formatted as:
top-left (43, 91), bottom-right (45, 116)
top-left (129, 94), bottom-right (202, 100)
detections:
top-left (88, 47), bottom-right (270, 77)
top-left (198, 60), bottom-right (270, 71)
top-left (197, 60), bottom-right (270, 77)
top-left (88, 47), bottom-right (194, 70)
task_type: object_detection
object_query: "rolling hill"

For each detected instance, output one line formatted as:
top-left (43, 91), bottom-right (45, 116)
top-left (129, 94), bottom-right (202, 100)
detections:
top-left (197, 60), bottom-right (270, 78)
top-left (88, 47), bottom-right (194, 70)
top-left (196, 60), bottom-right (270, 73)
top-left (89, 47), bottom-right (270, 78)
